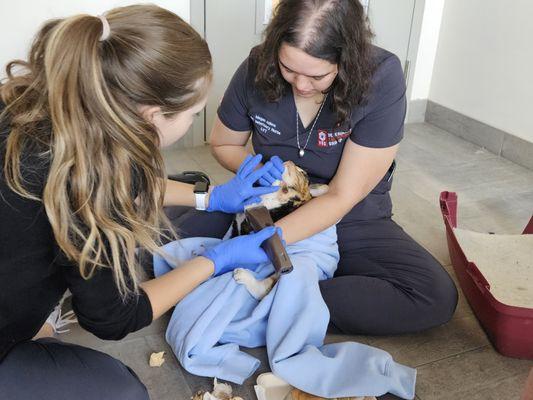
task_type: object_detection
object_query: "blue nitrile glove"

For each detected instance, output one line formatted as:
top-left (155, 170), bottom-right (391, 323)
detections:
top-left (203, 226), bottom-right (283, 276)
top-left (207, 154), bottom-right (280, 213)
top-left (258, 155), bottom-right (285, 186)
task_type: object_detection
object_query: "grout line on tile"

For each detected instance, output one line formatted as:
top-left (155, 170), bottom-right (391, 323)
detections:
top-left (413, 344), bottom-right (491, 368)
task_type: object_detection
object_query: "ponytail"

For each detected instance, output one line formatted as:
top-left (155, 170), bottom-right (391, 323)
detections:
top-left (1, 5), bottom-right (212, 296)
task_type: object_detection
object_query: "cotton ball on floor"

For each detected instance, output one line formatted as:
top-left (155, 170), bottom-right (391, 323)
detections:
top-left (149, 351), bottom-right (165, 367)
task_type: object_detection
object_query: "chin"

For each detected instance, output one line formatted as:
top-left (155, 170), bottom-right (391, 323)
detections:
top-left (161, 133), bottom-right (187, 148)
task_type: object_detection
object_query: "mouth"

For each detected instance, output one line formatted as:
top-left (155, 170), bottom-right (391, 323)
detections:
top-left (295, 90), bottom-right (314, 97)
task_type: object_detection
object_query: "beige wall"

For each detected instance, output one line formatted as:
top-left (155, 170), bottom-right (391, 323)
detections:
top-left (0, 0), bottom-right (190, 80)
top-left (429, 0), bottom-right (533, 143)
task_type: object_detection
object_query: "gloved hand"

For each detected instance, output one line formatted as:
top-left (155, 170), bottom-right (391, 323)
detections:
top-left (207, 154), bottom-right (280, 213)
top-left (258, 155), bottom-right (285, 187)
top-left (203, 226), bottom-right (282, 276)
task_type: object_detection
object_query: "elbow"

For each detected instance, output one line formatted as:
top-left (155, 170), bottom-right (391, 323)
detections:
top-left (210, 144), bottom-right (228, 168)
top-left (210, 142), bottom-right (222, 160)
top-left (79, 322), bottom-right (129, 341)
top-left (93, 330), bottom-right (128, 341)
top-left (74, 305), bottom-right (152, 341)
top-left (325, 190), bottom-right (359, 217)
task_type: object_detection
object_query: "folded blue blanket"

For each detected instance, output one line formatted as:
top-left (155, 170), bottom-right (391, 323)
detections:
top-left (154, 226), bottom-right (416, 399)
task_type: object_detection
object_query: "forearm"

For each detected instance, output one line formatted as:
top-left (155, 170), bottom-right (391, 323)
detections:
top-left (163, 178), bottom-right (214, 208)
top-left (211, 144), bottom-right (250, 173)
top-left (277, 142), bottom-right (399, 243)
top-left (141, 256), bottom-right (214, 320)
top-left (275, 191), bottom-right (364, 244)
top-left (163, 179), bottom-right (195, 207)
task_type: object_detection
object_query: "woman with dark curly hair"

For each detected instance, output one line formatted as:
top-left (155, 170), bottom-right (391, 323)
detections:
top-left (210, 0), bottom-right (458, 335)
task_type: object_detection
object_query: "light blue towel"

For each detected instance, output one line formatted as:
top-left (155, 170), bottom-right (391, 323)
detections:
top-left (154, 226), bottom-right (416, 399)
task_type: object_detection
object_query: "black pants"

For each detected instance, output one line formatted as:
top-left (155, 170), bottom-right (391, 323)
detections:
top-left (165, 207), bottom-right (458, 335)
top-left (0, 338), bottom-right (149, 400)
top-left (323, 218), bottom-right (457, 335)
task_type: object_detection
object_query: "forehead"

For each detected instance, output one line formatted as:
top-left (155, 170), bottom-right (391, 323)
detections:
top-left (190, 96), bottom-right (208, 113)
top-left (278, 43), bottom-right (337, 77)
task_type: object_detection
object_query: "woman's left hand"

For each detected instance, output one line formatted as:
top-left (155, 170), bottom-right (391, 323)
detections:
top-left (203, 226), bottom-right (283, 276)
top-left (207, 154), bottom-right (279, 213)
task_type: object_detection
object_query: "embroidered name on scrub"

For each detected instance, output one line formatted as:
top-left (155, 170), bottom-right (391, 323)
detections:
top-left (251, 114), bottom-right (282, 135)
top-left (317, 129), bottom-right (352, 147)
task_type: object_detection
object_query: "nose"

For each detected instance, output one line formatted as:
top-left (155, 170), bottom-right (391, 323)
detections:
top-left (294, 75), bottom-right (311, 92)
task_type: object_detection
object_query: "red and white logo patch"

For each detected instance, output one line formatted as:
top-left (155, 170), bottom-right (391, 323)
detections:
top-left (317, 128), bottom-right (352, 147)
top-left (317, 130), bottom-right (328, 147)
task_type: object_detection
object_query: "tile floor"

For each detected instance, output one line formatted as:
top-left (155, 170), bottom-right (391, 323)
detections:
top-left (60, 122), bottom-right (533, 400)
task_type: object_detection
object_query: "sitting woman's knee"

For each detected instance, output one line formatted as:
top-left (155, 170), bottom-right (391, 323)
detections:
top-left (96, 359), bottom-right (149, 400)
top-left (431, 269), bottom-right (459, 325)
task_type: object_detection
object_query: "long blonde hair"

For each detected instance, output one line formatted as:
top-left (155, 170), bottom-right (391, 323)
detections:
top-left (0, 5), bottom-right (212, 296)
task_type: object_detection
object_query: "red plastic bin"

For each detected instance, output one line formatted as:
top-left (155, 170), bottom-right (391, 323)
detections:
top-left (440, 191), bottom-right (533, 359)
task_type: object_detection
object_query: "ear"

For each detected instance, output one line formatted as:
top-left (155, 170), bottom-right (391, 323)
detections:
top-left (138, 105), bottom-right (162, 123)
top-left (309, 184), bottom-right (329, 197)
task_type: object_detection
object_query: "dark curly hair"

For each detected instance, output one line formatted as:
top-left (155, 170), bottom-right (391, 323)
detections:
top-left (252, 0), bottom-right (375, 124)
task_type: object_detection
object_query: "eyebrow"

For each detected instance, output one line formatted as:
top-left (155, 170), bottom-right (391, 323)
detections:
top-left (278, 59), bottom-right (332, 79)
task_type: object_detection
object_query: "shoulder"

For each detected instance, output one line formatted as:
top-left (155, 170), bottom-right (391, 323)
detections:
top-left (1, 100), bottom-right (10, 163)
top-left (0, 100), bottom-right (8, 141)
top-left (0, 102), bottom-right (51, 198)
top-left (354, 46), bottom-right (406, 115)
top-left (368, 46), bottom-right (405, 94)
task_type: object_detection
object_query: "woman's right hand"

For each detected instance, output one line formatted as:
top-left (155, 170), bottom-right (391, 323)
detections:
top-left (202, 226), bottom-right (281, 276)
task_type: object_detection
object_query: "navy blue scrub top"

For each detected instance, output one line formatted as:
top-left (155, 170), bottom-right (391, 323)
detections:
top-left (217, 46), bottom-right (407, 221)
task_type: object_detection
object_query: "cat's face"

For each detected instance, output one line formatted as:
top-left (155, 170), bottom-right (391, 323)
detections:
top-left (258, 161), bottom-right (328, 211)
top-left (235, 161), bottom-right (328, 236)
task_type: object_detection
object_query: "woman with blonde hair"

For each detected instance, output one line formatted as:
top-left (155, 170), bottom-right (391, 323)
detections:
top-left (0, 5), bottom-right (282, 399)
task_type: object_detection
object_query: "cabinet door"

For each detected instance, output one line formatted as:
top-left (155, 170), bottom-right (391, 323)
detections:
top-left (204, 0), bottom-right (264, 141)
top-left (367, 0), bottom-right (416, 79)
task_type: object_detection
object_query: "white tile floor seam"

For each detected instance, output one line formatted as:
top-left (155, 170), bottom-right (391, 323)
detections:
top-left (58, 122), bottom-right (532, 400)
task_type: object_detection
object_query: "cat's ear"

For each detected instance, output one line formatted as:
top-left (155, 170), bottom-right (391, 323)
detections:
top-left (309, 184), bottom-right (329, 197)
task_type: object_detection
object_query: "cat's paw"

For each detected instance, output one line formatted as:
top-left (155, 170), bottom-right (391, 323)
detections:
top-left (233, 269), bottom-right (272, 300)
top-left (233, 268), bottom-right (255, 285)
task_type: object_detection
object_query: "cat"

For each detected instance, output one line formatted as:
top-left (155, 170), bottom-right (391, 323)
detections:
top-left (232, 160), bottom-right (328, 300)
